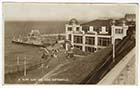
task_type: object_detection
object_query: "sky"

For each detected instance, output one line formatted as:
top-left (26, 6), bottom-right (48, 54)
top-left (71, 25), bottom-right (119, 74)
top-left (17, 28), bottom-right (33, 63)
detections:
top-left (3, 3), bottom-right (137, 21)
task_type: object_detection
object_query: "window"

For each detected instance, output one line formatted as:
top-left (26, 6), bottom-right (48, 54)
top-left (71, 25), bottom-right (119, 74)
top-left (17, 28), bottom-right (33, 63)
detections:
top-left (85, 47), bottom-right (95, 53)
top-left (93, 28), bottom-right (96, 31)
top-left (106, 28), bottom-right (109, 32)
top-left (98, 37), bottom-right (111, 46)
top-left (99, 28), bottom-right (102, 32)
top-left (76, 27), bottom-right (80, 31)
top-left (115, 29), bottom-right (123, 34)
top-left (68, 34), bottom-right (71, 41)
top-left (74, 36), bottom-right (83, 44)
top-left (82, 26), bottom-right (89, 33)
top-left (85, 37), bottom-right (95, 45)
top-left (68, 27), bottom-right (72, 31)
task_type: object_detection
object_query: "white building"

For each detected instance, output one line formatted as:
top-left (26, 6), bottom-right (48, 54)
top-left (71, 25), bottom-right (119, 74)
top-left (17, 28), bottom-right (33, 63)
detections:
top-left (65, 18), bottom-right (129, 53)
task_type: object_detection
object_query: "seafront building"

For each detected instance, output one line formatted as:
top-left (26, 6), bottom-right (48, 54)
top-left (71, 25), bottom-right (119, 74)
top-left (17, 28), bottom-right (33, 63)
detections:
top-left (65, 14), bottom-right (135, 53)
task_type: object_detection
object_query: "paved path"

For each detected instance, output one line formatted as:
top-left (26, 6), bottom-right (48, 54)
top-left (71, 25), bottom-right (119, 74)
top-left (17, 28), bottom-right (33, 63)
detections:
top-left (98, 47), bottom-right (135, 85)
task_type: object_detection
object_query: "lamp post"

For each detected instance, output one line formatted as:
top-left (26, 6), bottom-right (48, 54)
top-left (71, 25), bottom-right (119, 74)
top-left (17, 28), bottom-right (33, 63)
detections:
top-left (24, 56), bottom-right (27, 77)
top-left (112, 37), bottom-right (115, 62)
top-left (16, 56), bottom-right (20, 71)
top-left (112, 20), bottom-right (116, 62)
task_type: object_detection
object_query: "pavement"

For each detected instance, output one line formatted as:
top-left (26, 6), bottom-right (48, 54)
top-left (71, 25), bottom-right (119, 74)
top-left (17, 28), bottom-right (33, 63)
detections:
top-left (98, 47), bottom-right (135, 85)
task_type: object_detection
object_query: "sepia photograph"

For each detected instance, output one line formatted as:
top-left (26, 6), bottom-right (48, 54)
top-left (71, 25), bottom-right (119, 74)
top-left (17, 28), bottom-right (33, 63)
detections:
top-left (3, 2), bottom-right (137, 85)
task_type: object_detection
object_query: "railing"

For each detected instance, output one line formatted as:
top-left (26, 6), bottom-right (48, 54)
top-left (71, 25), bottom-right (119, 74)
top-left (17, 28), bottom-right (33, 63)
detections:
top-left (98, 47), bottom-right (135, 85)
top-left (42, 33), bottom-right (66, 37)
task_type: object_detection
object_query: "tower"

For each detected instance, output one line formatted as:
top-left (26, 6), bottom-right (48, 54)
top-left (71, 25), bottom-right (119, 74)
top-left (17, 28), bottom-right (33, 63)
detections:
top-left (65, 18), bottom-right (80, 51)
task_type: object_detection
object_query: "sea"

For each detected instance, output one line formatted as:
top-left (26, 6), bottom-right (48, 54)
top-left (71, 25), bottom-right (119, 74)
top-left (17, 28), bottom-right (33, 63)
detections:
top-left (4, 21), bottom-right (66, 66)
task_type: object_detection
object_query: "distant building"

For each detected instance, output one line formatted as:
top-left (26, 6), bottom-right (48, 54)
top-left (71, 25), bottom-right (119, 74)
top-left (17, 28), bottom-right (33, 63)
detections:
top-left (125, 14), bottom-right (136, 26)
top-left (65, 17), bottom-right (129, 53)
top-left (125, 14), bottom-right (136, 22)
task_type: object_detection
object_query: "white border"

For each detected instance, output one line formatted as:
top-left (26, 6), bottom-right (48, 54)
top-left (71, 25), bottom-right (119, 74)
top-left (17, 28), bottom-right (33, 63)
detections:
top-left (0, 0), bottom-right (139, 3)
top-left (136, 3), bottom-right (139, 86)
top-left (0, 0), bottom-right (140, 88)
